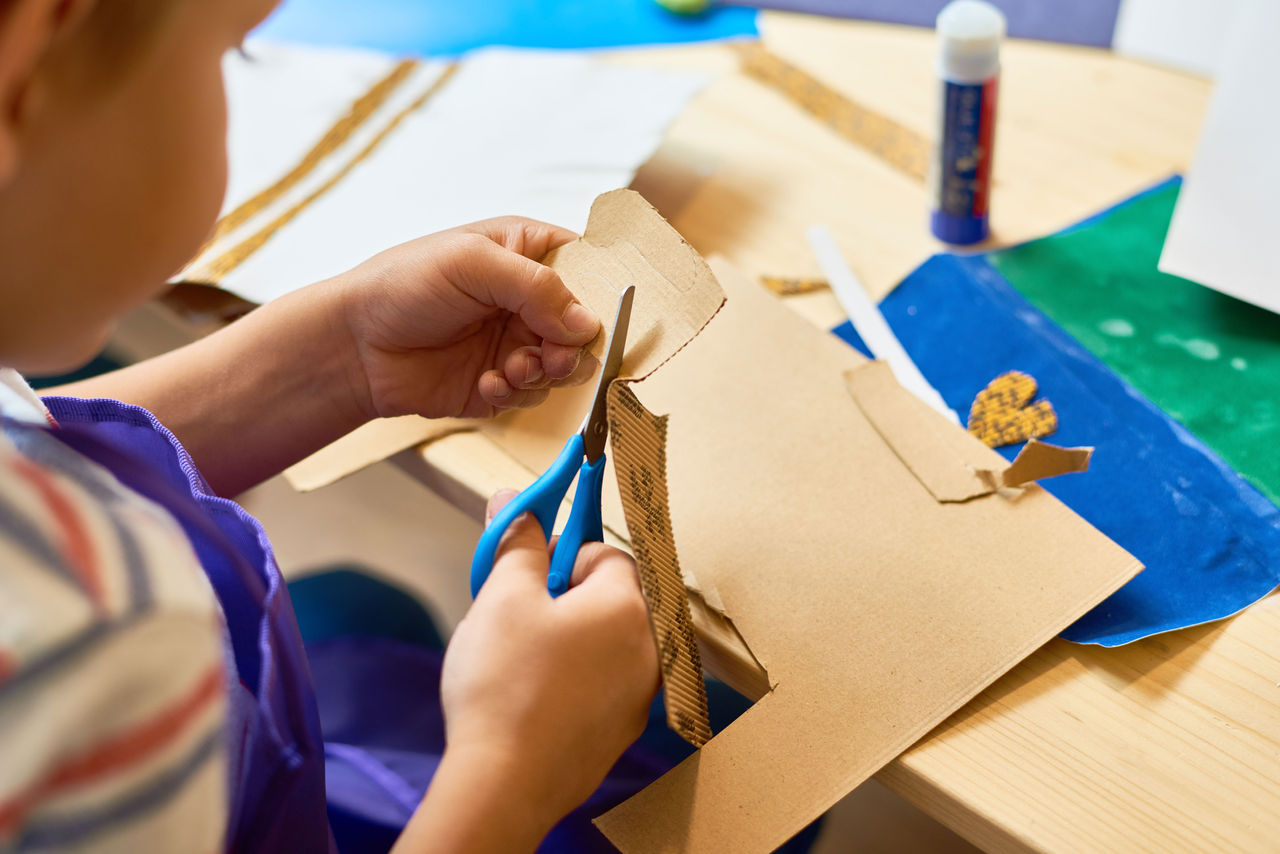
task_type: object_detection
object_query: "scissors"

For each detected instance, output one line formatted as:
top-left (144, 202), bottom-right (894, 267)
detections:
top-left (470, 285), bottom-right (635, 598)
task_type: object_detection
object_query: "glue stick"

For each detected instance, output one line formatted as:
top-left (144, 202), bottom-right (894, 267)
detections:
top-left (930, 0), bottom-right (1005, 245)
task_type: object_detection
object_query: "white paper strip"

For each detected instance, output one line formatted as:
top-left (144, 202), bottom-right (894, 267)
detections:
top-left (807, 225), bottom-right (960, 425)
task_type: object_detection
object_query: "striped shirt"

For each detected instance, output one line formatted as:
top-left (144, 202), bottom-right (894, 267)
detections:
top-left (0, 369), bottom-right (228, 853)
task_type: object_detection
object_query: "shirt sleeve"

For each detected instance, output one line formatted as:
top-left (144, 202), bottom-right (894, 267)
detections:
top-left (0, 444), bottom-right (229, 854)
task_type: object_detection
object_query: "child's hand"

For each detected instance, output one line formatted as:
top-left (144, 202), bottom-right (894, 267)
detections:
top-left (332, 217), bottom-right (601, 421)
top-left (395, 490), bottom-right (659, 852)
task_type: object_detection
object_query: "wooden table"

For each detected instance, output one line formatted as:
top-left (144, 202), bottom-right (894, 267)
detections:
top-left (396, 12), bottom-right (1280, 853)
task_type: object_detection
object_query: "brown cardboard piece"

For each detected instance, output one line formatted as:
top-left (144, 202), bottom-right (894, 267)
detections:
top-left (283, 415), bottom-right (470, 491)
top-left (997, 438), bottom-right (1093, 488)
top-left (609, 382), bottom-right (713, 748)
top-left (476, 196), bottom-right (1141, 852)
top-left (844, 362), bottom-right (1094, 502)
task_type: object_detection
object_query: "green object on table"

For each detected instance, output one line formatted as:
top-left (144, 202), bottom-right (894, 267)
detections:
top-left (989, 178), bottom-right (1280, 504)
top-left (656, 0), bottom-right (713, 14)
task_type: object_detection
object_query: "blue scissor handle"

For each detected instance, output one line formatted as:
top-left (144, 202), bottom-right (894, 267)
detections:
top-left (470, 434), bottom-right (583, 598)
top-left (546, 453), bottom-right (606, 597)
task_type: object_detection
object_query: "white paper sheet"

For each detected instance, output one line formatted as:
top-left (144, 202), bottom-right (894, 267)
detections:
top-left (186, 43), bottom-right (708, 305)
top-left (1112, 0), bottom-right (1240, 78)
top-left (1158, 0), bottom-right (1280, 315)
top-left (223, 42), bottom-right (400, 211)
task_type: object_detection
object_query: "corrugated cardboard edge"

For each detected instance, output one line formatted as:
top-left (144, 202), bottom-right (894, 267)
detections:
top-left (609, 382), bottom-right (713, 748)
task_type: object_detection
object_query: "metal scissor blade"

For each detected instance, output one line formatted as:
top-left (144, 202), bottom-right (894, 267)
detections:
top-left (579, 285), bottom-right (635, 461)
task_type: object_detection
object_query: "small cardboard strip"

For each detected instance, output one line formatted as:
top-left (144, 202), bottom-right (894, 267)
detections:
top-left (846, 362), bottom-right (1093, 502)
top-left (283, 415), bottom-right (471, 491)
top-left (845, 361), bottom-right (995, 502)
top-left (993, 438), bottom-right (1093, 489)
top-left (608, 382), bottom-right (712, 748)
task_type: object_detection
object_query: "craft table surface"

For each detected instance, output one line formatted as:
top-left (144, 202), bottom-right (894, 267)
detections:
top-left (398, 13), bottom-right (1280, 854)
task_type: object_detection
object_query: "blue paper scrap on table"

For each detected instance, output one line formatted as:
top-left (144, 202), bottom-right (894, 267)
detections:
top-left (834, 255), bottom-right (1280, 648)
top-left (254, 0), bottom-right (759, 57)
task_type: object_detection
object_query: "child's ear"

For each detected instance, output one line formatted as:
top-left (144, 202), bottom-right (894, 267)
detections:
top-left (0, 0), bottom-right (96, 186)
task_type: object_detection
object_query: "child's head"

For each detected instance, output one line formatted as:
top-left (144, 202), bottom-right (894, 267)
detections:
top-left (0, 0), bottom-right (277, 374)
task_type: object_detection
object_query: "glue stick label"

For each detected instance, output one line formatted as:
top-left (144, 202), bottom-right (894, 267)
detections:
top-left (930, 76), bottom-right (997, 243)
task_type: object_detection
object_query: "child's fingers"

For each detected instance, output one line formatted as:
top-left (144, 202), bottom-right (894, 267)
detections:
top-left (463, 215), bottom-right (579, 260)
top-left (501, 345), bottom-right (551, 390)
top-left (567, 542), bottom-right (644, 594)
top-left (478, 370), bottom-right (551, 411)
top-left (555, 350), bottom-right (599, 388)
top-left (485, 488), bottom-right (520, 524)
top-left (443, 236), bottom-right (600, 348)
top-left (540, 340), bottom-right (584, 382)
top-left (487, 509), bottom-right (553, 596)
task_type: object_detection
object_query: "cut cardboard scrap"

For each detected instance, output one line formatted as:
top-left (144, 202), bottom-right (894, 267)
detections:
top-left (846, 362), bottom-right (1093, 503)
top-left (283, 415), bottom-right (471, 491)
top-left (846, 360), bottom-right (997, 503)
top-left (992, 438), bottom-right (1093, 488)
top-left (968, 369), bottom-right (1059, 448)
top-left (608, 382), bottom-right (712, 748)
top-left (454, 192), bottom-right (1139, 853)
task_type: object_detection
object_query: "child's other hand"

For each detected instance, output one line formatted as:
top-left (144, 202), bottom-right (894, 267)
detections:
top-left (332, 217), bottom-right (601, 420)
top-left (430, 489), bottom-right (659, 844)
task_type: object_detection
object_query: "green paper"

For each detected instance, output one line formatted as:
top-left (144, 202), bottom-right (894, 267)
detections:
top-left (989, 181), bottom-right (1280, 504)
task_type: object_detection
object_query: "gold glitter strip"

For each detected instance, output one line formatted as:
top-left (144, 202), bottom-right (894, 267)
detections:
top-left (737, 43), bottom-right (929, 182)
top-left (759, 275), bottom-right (829, 296)
top-left (210, 59), bottom-right (419, 246)
top-left (191, 63), bottom-right (459, 284)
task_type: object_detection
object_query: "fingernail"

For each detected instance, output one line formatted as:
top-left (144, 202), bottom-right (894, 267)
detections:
top-left (486, 488), bottom-right (518, 523)
top-left (524, 359), bottom-right (544, 385)
top-left (562, 302), bottom-right (600, 336)
top-left (491, 377), bottom-right (512, 400)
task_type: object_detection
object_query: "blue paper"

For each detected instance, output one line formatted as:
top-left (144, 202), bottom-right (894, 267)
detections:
top-left (253, 0), bottom-right (759, 57)
top-left (833, 254), bottom-right (1280, 646)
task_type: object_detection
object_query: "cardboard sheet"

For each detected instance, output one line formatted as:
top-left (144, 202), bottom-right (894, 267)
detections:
top-left (1159, 0), bottom-right (1280, 312)
top-left (478, 194), bottom-right (1140, 850)
top-left (592, 258), bottom-right (1139, 853)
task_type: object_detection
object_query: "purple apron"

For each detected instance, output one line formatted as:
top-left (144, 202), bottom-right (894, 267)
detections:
top-left (23, 397), bottom-right (335, 854)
